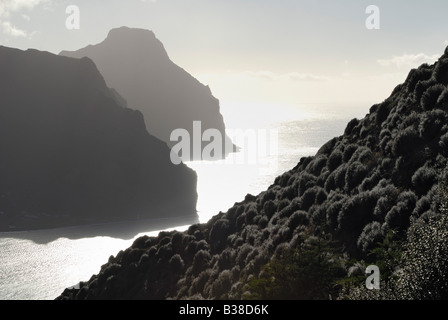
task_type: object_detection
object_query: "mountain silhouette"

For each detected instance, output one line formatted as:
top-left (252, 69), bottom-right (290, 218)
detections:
top-left (60, 26), bottom-right (235, 161)
top-left (0, 46), bottom-right (198, 232)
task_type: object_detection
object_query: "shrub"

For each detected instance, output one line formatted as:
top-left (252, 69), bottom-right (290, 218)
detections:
top-left (263, 200), bottom-right (277, 219)
top-left (392, 127), bottom-right (421, 157)
top-left (405, 67), bottom-right (432, 93)
top-left (414, 79), bottom-right (436, 104)
top-left (236, 212), bottom-right (247, 229)
top-left (380, 158), bottom-right (393, 172)
top-left (395, 213), bottom-right (448, 299)
top-left (277, 198), bottom-right (290, 213)
top-left (169, 254), bottom-right (185, 273)
top-left (210, 270), bottom-right (232, 299)
top-left (373, 196), bottom-right (393, 220)
top-left (419, 109), bottom-right (447, 140)
top-left (276, 172), bottom-right (291, 188)
top-left (196, 240), bottom-right (210, 252)
top-left (315, 188), bottom-right (327, 205)
top-left (440, 132), bottom-right (448, 153)
top-left (343, 144), bottom-right (358, 163)
top-left (379, 128), bottom-right (392, 141)
top-left (334, 164), bottom-right (347, 190)
top-left (288, 211), bottom-right (309, 230)
top-left (411, 166), bottom-right (437, 196)
top-left (358, 149), bottom-right (374, 166)
top-left (433, 58), bottom-right (448, 84)
top-left (316, 137), bottom-right (338, 157)
top-left (217, 249), bottom-right (236, 271)
top-left (421, 84), bottom-right (445, 111)
top-left (279, 198), bottom-right (301, 219)
top-left (344, 118), bottom-right (359, 136)
top-left (243, 235), bottom-right (345, 300)
top-left (245, 208), bottom-right (258, 225)
top-left (122, 248), bottom-right (145, 265)
top-left (261, 189), bottom-right (276, 205)
top-left (337, 192), bottom-right (378, 250)
top-left (209, 219), bottom-right (230, 250)
top-left (191, 250), bottom-right (212, 276)
top-left (297, 172), bottom-right (317, 196)
top-left (324, 171), bottom-right (336, 192)
top-left (412, 196), bottom-right (431, 220)
top-left (236, 244), bottom-right (254, 268)
top-left (436, 87), bottom-right (448, 110)
top-left (399, 111), bottom-right (420, 131)
top-left (189, 269), bottom-right (212, 295)
top-left (301, 187), bottom-right (318, 211)
top-left (280, 185), bottom-right (297, 201)
top-left (359, 172), bottom-right (381, 192)
top-left (98, 263), bottom-right (122, 285)
top-left (156, 245), bottom-right (174, 266)
top-left (327, 198), bottom-right (346, 230)
top-left (310, 205), bottom-right (327, 226)
top-left (328, 149), bottom-right (343, 172)
top-left (258, 216), bottom-right (268, 229)
top-left (345, 161), bottom-right (368, 192)
top-left (357, 221), bottom-right (383, 253)
top-left (131, 235), bottom-right (151, 250)
top-left (379, 130), bottom-right (392, 151)
top-left (385, 191), bottom-right (417, 232)
top-left (317, 168), bottom-right (330, 187)
top-left (376, 102), bottom-right (392, 125)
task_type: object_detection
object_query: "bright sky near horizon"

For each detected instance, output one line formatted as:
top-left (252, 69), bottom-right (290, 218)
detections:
top-left (1, 0), bottom-right (448, 121)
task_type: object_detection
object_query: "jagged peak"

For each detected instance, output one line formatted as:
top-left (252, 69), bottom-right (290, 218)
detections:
top-left (101, 26), bottom-right (168, 58)
top-left (106, 26), bottom-right (157, 40)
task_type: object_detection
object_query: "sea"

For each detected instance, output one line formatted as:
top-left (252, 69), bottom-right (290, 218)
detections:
top-left (0, 104), bottom-right (359, 300)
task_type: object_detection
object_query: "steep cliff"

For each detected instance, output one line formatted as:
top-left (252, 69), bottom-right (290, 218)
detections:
top-left (61, 27), bottom-right (235, 161)
top-left (0, 46), bottom-right (197, 231)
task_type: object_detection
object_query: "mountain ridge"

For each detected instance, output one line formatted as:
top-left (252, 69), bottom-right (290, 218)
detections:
top-left (0, 45), bottom-right (198, 232)
top-left (60, 26), bottom-right (235, 161)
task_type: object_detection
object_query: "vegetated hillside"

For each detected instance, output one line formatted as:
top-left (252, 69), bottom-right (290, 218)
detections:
top-left (0, 46), bottom-right (198, 231)
top-left (58, 47), bottom-right (448, 300)
top-left (61, 27), bottom-right (235, 161)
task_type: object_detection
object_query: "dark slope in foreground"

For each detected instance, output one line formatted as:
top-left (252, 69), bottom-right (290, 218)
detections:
top-left (61, 27), bottom-right (235, 161)
top-left (58, 48), bottom-right (448, 300)
top-left (0, 46), bottom-right (197, 231)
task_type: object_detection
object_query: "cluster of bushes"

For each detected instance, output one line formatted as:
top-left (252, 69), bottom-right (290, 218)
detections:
top-left (58, 48), bottom-right (448, 300)
top-left (339, 184), bottom-right (448, 300)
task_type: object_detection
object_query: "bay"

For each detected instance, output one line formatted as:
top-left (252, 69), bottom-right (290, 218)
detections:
top-left (0, 116), bottom-right (350, 300)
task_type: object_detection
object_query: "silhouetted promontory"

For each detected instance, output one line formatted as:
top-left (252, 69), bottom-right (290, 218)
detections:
top-left (57, 46), bottom-right (448, 300)
top-left (0, 46), bottom-right (197, 232)
top-left (61, 27), bottom-right (235, 161)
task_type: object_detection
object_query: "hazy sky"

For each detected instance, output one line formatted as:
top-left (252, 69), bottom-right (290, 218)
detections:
top-left (2, 0), bottom-right (448, 122)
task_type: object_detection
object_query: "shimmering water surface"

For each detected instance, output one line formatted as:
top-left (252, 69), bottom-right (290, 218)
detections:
top-left (0, 117), bottom-right (349, 300)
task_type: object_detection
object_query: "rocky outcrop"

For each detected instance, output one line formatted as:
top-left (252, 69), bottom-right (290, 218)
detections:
top-left (0, 46), bottom-right (198, 231)
top-left (60, 27), bottom-right (235, 161)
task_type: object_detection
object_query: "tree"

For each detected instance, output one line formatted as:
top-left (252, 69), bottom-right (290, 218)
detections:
top-left (243, 231), bottom-right (345, 300)
top-left (394, 185), bottom-right (448, 299)
top-left (339, 183), bottom-right (448, 300)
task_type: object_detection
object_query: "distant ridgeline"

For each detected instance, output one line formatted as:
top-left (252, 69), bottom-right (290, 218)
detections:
top-left (58, 47), bottom-right (448, 300)
top-left (0, 46), bottom-right (198, 231)
top-left (60, 27), bottom-right (235, 162)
